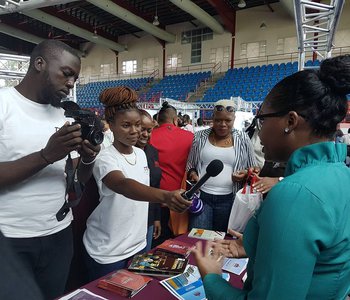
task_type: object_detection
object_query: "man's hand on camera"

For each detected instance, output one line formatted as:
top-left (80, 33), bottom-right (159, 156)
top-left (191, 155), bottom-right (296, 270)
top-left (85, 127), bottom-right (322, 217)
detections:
top-left (42, 122), bottom-right (83, 163)
top-left (79, 140), bottom-right (101, 163)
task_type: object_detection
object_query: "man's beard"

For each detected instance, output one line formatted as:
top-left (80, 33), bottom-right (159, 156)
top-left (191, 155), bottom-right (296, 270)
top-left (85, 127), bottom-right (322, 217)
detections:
top-left (42, 74), bottom-right (63, 108)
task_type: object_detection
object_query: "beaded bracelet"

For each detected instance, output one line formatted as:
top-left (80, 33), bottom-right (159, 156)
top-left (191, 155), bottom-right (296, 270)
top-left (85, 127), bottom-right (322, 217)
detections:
top-left (40, 149), bottom-right (53, 165)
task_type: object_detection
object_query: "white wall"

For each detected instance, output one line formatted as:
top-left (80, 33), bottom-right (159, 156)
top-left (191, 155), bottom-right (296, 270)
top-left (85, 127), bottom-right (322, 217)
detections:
top-left (79, 1), bottom-right (350, 79)
top-left (235, 3), bottom-right (296, 59)
top-left (81, 44), bottom-right (117, 79)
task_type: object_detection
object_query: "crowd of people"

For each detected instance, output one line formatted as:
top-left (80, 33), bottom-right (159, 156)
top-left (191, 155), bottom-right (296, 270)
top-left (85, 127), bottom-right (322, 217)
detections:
top-left (1, 39), bottom-right (350, 300)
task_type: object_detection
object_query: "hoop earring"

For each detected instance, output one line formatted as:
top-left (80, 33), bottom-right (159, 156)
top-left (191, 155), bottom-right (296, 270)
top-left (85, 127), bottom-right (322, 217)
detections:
top-left (284, 128), bottom-right (290, 133)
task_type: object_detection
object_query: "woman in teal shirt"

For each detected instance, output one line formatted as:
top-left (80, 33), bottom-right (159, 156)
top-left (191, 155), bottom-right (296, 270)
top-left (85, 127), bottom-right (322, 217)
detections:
top-left (193, 55), bottom-right (350, 299)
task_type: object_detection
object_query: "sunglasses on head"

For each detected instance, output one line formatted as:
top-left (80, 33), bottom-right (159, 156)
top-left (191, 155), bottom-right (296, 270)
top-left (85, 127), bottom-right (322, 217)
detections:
top-left (214, 105), bottom-right (235, 113)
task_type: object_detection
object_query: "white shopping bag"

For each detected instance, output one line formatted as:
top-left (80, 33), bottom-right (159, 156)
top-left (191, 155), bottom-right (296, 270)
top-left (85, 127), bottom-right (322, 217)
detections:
top-left (228, 174), bottom-right (263, 233)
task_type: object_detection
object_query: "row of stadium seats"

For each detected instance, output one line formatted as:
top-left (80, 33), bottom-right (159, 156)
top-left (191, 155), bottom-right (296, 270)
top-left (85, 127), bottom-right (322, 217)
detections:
top-left (76, 77), bottom-right (151, 109)
top-left (200, 60), bottom-right (320, 103)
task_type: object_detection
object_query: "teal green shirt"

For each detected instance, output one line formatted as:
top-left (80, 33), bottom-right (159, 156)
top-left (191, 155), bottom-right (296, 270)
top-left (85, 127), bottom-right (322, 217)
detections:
top-left (203, 142), bottom-right (350, 299)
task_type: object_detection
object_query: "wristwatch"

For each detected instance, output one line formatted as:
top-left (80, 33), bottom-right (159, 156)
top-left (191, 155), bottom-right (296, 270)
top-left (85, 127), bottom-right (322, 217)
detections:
top-left (278, 177), bottom-right (284, 182)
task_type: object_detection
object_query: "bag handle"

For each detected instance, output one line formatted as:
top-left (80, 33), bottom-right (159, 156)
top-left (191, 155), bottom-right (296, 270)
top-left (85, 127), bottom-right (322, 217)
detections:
top-left (249, 175), bottom-right (257, 194)
top-left (242, 169), bottom-right (252, 194)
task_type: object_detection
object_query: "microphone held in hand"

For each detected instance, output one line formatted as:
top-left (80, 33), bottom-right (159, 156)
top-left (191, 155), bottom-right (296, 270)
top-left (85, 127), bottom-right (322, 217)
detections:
top-left (183, 159), bottom-right (224, 214)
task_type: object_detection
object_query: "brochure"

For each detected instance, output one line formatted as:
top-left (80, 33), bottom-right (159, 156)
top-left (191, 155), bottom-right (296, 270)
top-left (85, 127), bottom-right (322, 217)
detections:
top-left (160, 265), bottom-right (230, 300)
top-left (222, 258), bottom-right (249, 275)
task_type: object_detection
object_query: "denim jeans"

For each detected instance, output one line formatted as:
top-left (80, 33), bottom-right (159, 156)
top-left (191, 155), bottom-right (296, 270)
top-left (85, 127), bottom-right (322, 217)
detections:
top-left (189, 190), bottom-right (234, 232)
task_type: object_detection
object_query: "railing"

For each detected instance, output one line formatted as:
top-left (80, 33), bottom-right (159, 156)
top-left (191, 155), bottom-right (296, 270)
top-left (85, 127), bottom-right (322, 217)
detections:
top-left (78, 45), bottom-right (350, 85)
top-left (165, 62), bottom-right (214, 75)
top-left (228, 46), bottom-right (350, 68)
top-left (211, 61), bottom-right (222, 75)
top-left (78, 69), bottom-right (158, 85)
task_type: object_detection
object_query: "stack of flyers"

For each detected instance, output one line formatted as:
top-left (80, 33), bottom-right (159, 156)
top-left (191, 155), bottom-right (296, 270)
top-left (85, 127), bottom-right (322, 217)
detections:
top-left (160, 265), bottom-right (230, 300)
top-left (222, 258), bottom-right (249, 275)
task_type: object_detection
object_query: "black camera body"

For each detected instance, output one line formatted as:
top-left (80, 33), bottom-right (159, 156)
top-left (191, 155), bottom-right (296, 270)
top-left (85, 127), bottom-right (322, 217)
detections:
top-left (64, 109), bottom-right (104, 146)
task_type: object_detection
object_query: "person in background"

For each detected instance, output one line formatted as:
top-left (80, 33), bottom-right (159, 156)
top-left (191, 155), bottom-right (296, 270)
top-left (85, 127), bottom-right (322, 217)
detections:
top-left (182, 114), bottom-right (194, 133)
top-left (335, 129), bottom-right (344, 143)
top-left (193, 55), bottom-right (350, 299)
top-left (194, 117), bottom-right (210, 132)
top-left (186, 99), bottom-right (257, 232)
top-left (342, 128), bottom-right (350, 145)
top-left (150, 102), bottom-right (193, 245)
top-left (153, 113), bottom-right (159, 128)
top-left (342, 128), bottom-right (350, 166)
top-left (0, 40), bottom-right (100, 299)
top-left (136, 109), bottom-right (162, 251)
top-left (101, 118), bottom-right (114, 149)
top-left (83, 87), bottom-right (191, 281)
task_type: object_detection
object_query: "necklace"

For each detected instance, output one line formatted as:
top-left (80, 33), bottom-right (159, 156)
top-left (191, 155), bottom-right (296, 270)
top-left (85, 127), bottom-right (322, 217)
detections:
top-left (120, 150), bottom-right (137, 165)
top-left (211, 133), bottom-right (232, 147)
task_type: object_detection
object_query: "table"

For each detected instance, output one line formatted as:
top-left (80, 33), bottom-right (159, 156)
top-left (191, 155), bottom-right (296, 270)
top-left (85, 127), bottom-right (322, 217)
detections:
top-left (81, 234), bottom-right (244, 299)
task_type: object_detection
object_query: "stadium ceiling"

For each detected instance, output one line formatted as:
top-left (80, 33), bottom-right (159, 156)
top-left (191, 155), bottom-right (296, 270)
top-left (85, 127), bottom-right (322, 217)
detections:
top-left (0, 0), bottom-right (279, 56)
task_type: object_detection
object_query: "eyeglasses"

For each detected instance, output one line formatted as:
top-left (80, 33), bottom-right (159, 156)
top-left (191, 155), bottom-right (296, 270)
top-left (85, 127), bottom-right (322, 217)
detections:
top-left (255, 110), bottom-right (289, 130)
top-left (255, 110), bottom-right (306, 130)
top-left (214, 105), bottom-right (235, 113)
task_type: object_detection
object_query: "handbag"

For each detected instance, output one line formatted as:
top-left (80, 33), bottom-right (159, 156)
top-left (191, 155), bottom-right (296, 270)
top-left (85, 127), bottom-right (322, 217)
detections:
top-left (227, 170), bottom-right (263, 233)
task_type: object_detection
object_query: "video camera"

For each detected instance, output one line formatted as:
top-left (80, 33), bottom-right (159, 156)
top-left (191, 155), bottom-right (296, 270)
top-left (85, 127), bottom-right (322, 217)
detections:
top-left (64, 106), bottom-right (104, 146)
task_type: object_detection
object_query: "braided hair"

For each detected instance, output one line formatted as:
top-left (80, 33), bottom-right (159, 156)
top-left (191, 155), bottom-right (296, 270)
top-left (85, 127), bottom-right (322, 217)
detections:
top-left (99, 86), bottom-right (138, 123)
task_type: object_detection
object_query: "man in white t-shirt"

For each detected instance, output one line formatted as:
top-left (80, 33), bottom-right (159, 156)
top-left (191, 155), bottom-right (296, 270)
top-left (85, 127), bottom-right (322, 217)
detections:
top-left (0, 40), bottom-right (100, 299)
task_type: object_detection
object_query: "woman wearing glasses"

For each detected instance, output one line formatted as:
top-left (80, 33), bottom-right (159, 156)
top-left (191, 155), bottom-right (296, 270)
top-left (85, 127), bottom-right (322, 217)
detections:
top-left (192, 55), bottom-right (350, 299)
top-left (186, 99), bottom-right (257, 232)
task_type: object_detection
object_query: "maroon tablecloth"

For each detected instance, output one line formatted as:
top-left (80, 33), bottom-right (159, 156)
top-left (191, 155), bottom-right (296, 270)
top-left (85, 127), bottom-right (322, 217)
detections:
top-left (82, 234), bottom-right (244, 299)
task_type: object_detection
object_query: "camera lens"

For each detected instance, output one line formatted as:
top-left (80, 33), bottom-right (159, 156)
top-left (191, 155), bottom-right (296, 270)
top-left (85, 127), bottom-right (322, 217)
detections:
top-left (90, 130), bottom-right (104, 145)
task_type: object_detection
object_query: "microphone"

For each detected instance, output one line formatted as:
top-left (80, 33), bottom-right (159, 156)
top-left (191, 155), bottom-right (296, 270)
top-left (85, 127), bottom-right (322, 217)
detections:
top-left (183, 159), bottom-right (224, 200)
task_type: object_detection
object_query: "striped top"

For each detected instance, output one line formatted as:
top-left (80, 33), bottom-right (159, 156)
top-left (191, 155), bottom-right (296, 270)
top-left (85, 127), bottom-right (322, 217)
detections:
top-left (186, 128), bottom-right (257, 195)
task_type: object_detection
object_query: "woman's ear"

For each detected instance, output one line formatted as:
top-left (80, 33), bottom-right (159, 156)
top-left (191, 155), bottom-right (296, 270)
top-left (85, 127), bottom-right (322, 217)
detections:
top-left (285, 111), bottom-right (299, 133)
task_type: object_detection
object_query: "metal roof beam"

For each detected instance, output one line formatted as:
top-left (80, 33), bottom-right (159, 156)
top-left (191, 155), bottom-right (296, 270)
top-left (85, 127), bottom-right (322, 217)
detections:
top-left (0, 0), bottom-right (80, 15)
top-left (169, 0), bottom-right (224, 34)
top-left (0, 22), bottom-right (84, 56)
top-left (86, 0), bottom-right (176, 43)
top-left (23, 9), bottom-right (127, 52)
top-left (206, 0), bottom-right (235, 33)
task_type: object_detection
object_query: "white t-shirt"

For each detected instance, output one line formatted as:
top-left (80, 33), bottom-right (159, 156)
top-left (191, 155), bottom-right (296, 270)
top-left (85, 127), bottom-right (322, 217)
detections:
top-left (199, 140), bottom-right (235, 195)
top-left (83, 145), bottom-right (150, 264)
top-left (0, 87), bottom-right (72, 237)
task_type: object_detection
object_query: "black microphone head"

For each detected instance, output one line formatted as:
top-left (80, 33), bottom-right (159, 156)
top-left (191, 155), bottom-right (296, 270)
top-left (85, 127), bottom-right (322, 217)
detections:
top-left (206, 159), bottom-right (224, 177)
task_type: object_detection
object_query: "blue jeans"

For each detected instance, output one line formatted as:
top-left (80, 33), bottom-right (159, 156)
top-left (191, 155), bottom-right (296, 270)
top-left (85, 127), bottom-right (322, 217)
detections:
top-left (83, 246), bottom-right (146, 282)
top-left (145, 225), bottom-right (154, 252)
top-left (189, 190), bottom-right (234, 232)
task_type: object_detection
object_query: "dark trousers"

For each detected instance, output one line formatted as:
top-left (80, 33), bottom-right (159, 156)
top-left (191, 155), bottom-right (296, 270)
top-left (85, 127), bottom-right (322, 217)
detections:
top-left (6, 225), bottom-right (73, 300)
top-left (83, 245), bottom-right (146, 282)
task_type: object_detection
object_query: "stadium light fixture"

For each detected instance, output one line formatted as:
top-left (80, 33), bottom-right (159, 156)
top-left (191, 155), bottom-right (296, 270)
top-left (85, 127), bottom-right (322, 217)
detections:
top-left (238, 0), bottom-right (247, 8)
top-left (153, 0), bottom-right (160, 26)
